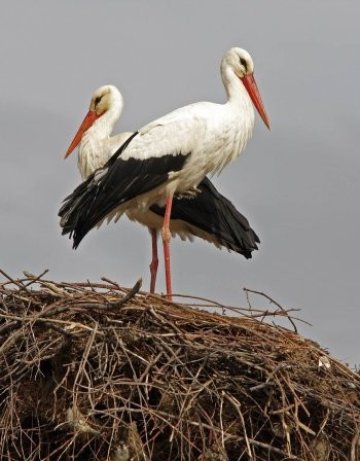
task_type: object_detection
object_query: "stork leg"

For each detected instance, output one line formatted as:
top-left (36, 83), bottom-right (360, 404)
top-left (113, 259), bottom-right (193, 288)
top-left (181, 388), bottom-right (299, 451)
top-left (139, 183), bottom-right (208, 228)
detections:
top-left (161, 195), bottom-right (174, 301)
top-left (149, 228), bottom-right (159, 294)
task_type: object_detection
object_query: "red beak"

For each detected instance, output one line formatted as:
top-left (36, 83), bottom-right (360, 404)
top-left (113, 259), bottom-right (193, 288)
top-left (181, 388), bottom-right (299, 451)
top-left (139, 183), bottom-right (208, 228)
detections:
top-left (241, 74), bottom-right (270, 130)
top-left (64, 110), bottom-right (100, 158)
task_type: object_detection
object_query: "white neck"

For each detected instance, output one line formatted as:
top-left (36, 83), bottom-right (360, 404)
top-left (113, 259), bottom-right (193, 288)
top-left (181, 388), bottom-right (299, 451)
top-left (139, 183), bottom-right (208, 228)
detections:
top-left (86, 106), bottom-right (120, 141)
top-left (78, 105), bottom-right (122, 180)
top-left (221, 64), bottom-right (255, 156)
top-left (221, 65), bottom-right (253, 113)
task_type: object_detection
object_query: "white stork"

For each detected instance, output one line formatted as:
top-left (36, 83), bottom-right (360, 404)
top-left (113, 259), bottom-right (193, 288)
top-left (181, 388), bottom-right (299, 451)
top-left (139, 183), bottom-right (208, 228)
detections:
top-left (59, 47), bottom-right (269, 300)
top-left (63, 84), bottom-right (260, 295)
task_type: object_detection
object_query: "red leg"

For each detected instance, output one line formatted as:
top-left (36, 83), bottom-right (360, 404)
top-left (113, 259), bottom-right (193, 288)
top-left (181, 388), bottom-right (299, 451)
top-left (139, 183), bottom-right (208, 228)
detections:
top-left (149, 228), bottom-right (158, 294)
top-left (161, 195), bottom-right (174, 301)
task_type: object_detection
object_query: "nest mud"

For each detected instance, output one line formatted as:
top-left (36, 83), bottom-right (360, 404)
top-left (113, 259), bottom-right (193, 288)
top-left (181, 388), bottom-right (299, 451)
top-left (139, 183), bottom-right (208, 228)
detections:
top-left (0, 270), bottom-right (359, 461)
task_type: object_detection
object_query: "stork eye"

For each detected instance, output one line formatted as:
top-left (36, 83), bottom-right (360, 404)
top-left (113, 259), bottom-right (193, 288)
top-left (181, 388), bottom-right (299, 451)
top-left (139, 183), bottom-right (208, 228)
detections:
top-left (94, 96), bottom-right (102, 105)
top-left (240, 57), bottom-right (247, 70)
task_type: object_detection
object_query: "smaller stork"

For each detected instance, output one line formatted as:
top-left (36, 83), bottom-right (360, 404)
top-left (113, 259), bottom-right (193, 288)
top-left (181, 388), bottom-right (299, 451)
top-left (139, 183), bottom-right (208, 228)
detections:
top-left (63, 84), bottom-right (260, 295)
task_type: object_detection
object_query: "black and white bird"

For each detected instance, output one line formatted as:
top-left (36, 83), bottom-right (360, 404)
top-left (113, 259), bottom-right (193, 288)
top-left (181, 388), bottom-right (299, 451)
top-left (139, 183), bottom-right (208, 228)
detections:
top-left (59, 47), bottom-right (269, 300)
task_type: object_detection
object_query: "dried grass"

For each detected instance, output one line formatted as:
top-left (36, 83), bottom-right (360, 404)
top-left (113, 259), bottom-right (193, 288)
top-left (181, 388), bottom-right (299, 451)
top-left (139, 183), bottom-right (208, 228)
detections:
top-left (0, 269), bottom-right (359, 461)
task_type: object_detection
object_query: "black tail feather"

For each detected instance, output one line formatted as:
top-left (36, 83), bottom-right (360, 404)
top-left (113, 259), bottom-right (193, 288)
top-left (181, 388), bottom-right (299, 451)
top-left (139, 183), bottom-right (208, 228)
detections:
top-left (150, 177), bottom-right (260, 259)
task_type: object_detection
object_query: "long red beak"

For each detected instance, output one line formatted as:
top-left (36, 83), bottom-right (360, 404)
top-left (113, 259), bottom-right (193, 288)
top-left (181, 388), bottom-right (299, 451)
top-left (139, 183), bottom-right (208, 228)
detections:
top-left (241, 74), bottom-right (270, 130)
top-left (65, 110), bottom-right (99, 158)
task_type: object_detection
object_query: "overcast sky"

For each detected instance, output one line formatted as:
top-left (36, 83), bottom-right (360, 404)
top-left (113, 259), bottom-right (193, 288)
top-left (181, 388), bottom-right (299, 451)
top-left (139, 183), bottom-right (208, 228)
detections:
top-left (1, 1), bottom-right (359, 366)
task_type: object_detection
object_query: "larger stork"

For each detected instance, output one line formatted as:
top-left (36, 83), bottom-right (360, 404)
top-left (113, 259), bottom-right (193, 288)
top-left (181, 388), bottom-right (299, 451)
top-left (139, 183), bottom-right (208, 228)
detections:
top-left (59, 47), bottom-right (269, 300)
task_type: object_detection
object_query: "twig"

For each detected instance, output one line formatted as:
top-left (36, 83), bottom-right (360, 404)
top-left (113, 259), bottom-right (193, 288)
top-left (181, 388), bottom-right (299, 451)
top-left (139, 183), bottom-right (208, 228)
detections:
top-left (250, 363), bottom-right (292, 392)
top-left (40, 321), bottom-right (74, 338)
top-left (0, 268), bottom-right (27, 290)
top-left (22, 269), bottom-right (49, 288)
top-left (223, 392), bottom-right (254, 460)
top-left (244, 287), bottom-right (299, 333)
top-left (0, 320), bottom-right (22, 337)
top-left (86, 278), bottom-right (142, 310)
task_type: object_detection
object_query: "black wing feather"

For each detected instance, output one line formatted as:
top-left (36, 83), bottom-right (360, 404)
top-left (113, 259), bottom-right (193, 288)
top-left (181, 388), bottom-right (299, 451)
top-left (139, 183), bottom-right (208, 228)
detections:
top-left (59, 132), bottom-right (190, 248)
top-left (150, 177), bottom-right (260, 259)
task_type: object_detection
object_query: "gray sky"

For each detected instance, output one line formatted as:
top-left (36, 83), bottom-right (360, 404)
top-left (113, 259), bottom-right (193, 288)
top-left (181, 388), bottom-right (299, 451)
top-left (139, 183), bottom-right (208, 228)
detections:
top-left (1, 1), bottom-right (359, 366)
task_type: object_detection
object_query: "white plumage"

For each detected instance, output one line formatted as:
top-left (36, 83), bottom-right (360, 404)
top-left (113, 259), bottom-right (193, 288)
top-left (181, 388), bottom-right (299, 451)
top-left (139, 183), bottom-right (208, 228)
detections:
top-left (64, 84), bottom-right (261, 293)
top-left (60, 46), bottom-right (269, 300)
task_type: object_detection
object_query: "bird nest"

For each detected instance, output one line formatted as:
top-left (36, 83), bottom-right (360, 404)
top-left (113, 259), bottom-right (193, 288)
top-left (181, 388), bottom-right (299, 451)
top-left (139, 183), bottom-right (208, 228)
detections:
top-left (0, 270), bottom-right (359, 461)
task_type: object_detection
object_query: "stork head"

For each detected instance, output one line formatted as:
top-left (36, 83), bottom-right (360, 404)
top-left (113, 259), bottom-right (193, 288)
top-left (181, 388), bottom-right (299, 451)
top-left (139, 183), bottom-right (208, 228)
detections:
top-left (221, 47), bottom-right (270, 129)
top-left (65, 85), bottom-right (124, 158)
top-left (89, 85), bottom-right (123, 116)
